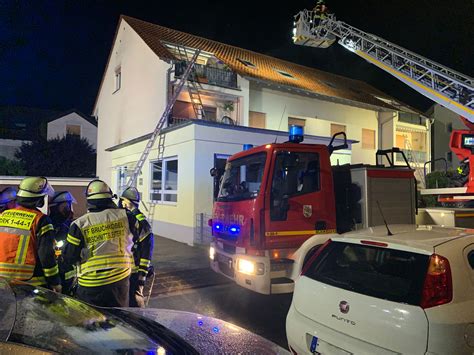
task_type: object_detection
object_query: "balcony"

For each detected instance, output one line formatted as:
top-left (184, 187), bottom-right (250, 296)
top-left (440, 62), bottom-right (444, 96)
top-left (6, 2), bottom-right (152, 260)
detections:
top-left (175, 61), bottom-right (238, 89)
top-left (395, 149), bottom-right (427, 164)
top-left (168, 116), bottom-right (239, 128)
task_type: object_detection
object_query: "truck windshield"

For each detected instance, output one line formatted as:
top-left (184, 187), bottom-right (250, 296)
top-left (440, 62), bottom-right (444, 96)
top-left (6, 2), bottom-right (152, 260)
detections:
top-left (218, 152), bottom-right (266, 202)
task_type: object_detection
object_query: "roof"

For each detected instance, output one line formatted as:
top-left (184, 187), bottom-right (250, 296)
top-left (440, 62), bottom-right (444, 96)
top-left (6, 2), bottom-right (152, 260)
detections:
top-left (0, 106), bottom-right (96, 140)
top-left (95, 15), bottom-right (400, 113)
top-left (338, 224), bottom-right (473, 252)
top-left (46, 109), bottom-right (97, 127)
top-left (105, 118), bottom-right (357, 152)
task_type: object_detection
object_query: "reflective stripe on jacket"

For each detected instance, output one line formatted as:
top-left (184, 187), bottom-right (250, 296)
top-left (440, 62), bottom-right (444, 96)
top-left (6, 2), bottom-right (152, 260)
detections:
top-left (72, 208), bottom-right (134, 287)
top-left (0, 207), bottom-right (43, 282)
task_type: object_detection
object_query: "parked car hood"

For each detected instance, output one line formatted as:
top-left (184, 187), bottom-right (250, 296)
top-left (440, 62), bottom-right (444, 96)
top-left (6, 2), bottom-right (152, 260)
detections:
top-left (126, 308), bottom-right (289, 354)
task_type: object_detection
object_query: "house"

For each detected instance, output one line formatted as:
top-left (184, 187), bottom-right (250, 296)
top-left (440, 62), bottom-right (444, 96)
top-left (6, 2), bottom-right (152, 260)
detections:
top-left (427, 103), bottom-right (466, 171)
top-left (0, 106), bottom-right (97, 160)
top-left (93, 16), bottom-right (430, 245)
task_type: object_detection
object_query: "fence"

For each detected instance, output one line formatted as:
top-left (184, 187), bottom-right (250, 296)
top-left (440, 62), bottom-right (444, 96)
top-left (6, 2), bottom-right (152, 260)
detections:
top-left (194, 212), bottom-right (213, 245)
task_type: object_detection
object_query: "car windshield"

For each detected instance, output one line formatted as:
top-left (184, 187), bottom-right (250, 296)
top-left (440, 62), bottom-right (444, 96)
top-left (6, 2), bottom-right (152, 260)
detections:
top-left (304, 242), bottom-right (430, 305)
top-left (4, 281), bottom-right (197, 354)
top-left (217, 152), bottom-right (266, 202)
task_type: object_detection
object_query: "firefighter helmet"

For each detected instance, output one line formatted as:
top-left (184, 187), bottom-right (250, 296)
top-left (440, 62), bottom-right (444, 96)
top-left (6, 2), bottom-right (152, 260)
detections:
top-left (17, 177), bottom-right (54, 198)
top-left (121, 187), bottom-right (140, 203)
top-left (0, 187), bottom-right (17, 205)
top-left (49, 191), bottom-right (77, 206)
top-left (85, 179), bottom-right (113, 200)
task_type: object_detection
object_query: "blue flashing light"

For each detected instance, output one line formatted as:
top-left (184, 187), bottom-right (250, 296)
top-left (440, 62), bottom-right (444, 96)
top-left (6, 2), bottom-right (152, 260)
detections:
top-left (198, 320), bottom-right (204, 326)
top-left (228, 225), bottom-right (240, 235)
top-left (289, 125), bottom-right (304, 143)
top-left (213, 223), bottom-right (223, 232)
top-left (213, 326), bottom-right (220, 333)
top-left (243, 144), bottom-right (254, 151)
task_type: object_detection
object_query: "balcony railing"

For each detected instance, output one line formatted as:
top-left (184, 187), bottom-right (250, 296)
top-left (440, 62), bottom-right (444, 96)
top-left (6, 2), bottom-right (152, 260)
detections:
top-left (175, 61), bottom-right (238, 89)
top-left (395, 149), bottom-right (427, 164)
top-left (168, 116), bottom-right (239, 128)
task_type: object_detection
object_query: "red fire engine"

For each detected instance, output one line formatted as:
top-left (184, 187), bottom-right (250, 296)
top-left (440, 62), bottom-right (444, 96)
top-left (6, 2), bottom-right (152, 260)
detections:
top-left (209, 128), bottom-right (416, 294)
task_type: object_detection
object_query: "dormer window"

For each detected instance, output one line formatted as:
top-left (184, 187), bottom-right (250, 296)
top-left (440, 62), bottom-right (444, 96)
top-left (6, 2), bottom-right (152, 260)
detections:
top-left (275, 69), bottom-right (295, 79)
top-left (114, 67), bottom-right (121, 92)
top-left (237, 59), bottom-right (257, 69)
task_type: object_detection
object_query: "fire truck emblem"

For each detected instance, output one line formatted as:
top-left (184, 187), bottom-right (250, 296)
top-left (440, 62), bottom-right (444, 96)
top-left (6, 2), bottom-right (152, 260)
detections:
top-left (303, 205), bottom-right (312, 218)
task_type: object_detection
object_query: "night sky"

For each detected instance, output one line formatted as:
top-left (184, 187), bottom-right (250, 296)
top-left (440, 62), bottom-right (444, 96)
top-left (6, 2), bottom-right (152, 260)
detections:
top-left (1, 0), bottom-right (473, 115)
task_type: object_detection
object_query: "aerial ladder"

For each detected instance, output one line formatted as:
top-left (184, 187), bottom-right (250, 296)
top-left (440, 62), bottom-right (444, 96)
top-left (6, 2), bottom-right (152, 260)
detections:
top-left (293, 3), bottom-right (474, 197)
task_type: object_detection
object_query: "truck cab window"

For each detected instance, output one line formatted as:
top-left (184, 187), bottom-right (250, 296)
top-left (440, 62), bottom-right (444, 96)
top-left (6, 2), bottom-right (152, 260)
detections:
top-left (218, 153), bottom-right (266, 202)
top-left (271, 151), bottom-right (320, 220)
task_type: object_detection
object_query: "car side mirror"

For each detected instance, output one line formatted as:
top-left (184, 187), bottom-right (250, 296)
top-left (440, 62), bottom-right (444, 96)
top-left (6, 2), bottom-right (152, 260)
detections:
top-left (210, 167), bottom-right (218, 177)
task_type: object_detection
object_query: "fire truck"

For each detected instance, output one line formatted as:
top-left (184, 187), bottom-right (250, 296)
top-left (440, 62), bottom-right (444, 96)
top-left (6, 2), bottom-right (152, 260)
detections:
top-left (209, 2), bottom-right (474, 294)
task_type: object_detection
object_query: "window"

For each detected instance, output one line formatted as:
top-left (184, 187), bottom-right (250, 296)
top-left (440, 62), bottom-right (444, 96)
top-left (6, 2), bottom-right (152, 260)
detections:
top-left (275, 69), bottom-right (295, 79)
top-left (271, 151), bottom-right (320, 221)
top-left (446, 151), bottom-right (453, 162)
top-left (213, 154), bottom-right (231, 200)
top-left (114, 67), bottom-right (121, 92)
top-left (237, 59), bottom-right (256, 69)
top-left (330, 123), bottom-right (346, 137)
top-left (322, 80), bottom-right (337, 89)
top-left (218, 153), bottom-right (266, 202)
top-left (446, 123), bottom-right (453, 133)
top-left (66, 124), bottom-right (81, 136)
top-left (203, 106), bottom-right (217, 121)
top-left (362, 128), bottom-right (376, 150)
top-left (172, 100), bottom-right (194, 119)
top-left (249, 111), bottom-right (266, 129)
top-left (288, 117), bottom-right (306, 129)
top-left (150, 158), bottom-right (178, 203)
top-left (468, 250), bottom-right (474, 269)
top-left (303, 242), bottom-right (430, 305)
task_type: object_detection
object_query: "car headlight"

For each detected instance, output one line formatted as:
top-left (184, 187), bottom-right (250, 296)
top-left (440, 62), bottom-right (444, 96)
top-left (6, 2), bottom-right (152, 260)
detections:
top-left (209, 246), bottom-right (215, 261)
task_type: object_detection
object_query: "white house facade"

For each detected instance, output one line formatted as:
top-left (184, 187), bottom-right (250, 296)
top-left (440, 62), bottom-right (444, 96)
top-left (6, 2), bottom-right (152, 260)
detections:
top-left (47, 110), bottom-right (98, 149)
top-left (93, 16), bottom-right (430, 245)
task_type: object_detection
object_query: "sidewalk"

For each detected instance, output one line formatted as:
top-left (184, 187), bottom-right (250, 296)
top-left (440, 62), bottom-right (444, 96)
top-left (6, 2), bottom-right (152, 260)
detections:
top-left (146, 236), bottom-right (230, 297)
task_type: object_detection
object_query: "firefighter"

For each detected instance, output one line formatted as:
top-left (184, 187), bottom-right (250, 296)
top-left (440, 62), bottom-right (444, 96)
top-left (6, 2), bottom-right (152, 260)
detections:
top-left (0, 186), bottom-right (17, 213)
top-left (0, 177), bottom-right (61, 292)
top-left (49, 191), bottom-right (77, 295)
top-left (120, 186), bottom-right (154, 308)
top-left (63, 179), bottom-right (140, 307)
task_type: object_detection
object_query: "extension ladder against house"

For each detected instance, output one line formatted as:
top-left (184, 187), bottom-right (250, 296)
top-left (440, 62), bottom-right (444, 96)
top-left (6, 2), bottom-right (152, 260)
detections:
top-left (126, 49), bottom-right (202, 188)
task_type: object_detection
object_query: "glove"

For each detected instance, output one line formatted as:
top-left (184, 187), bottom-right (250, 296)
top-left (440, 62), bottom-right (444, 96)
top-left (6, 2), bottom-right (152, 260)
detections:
top-left (51, 284), bottom-right (62, 293)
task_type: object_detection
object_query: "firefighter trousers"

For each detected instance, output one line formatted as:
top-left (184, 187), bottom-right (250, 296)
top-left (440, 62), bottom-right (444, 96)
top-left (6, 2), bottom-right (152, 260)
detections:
top-left (129, 272), bottom-right (145, 308)
top-left (76, 276), bottom-right (130, 307)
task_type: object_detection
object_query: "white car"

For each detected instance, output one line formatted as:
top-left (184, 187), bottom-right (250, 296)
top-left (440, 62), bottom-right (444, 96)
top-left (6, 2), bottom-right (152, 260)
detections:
top-left (286, 225), bottom-right (474, 354)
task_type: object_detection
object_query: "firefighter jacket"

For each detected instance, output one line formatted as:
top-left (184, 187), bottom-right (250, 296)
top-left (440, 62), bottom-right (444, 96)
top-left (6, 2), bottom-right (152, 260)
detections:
top-left (64, 205), bottom-right (137, 287)
top-left (0, 206), bottom-right (60, 286)
top-left (129, 208), bottom-right (154, 285)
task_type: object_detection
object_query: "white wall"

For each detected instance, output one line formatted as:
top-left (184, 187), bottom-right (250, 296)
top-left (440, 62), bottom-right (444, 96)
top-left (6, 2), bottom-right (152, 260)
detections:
top-left (94, 19), bottom-right (172, 185)
top-left (249, 85), bottom-right (379, 164)
top-left (431, 104), bottom-right (465, 169)
top-left (0, 139), bottom-right (27, 159)
top-left (47, 112), bottom-right (97, 148)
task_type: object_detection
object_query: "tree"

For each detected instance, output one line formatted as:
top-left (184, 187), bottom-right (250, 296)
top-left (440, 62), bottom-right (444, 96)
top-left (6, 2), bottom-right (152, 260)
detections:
top-left (16, 135), bottom-right (96, 177)
top-left (0, 156), bottom-right (25, 175)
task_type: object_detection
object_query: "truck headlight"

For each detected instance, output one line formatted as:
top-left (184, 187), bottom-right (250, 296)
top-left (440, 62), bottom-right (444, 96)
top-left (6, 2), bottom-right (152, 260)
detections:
top-left (237, 259), bottom-right (265, 275)
top-left (238, 259), bottom-right (254, 274)
top-left (209, 246), bottom-right (215, 261)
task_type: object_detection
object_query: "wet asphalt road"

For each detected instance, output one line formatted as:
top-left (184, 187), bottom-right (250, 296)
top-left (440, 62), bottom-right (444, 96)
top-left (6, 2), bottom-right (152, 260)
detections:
top-left (148, 283), bottom-right (293, 349)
